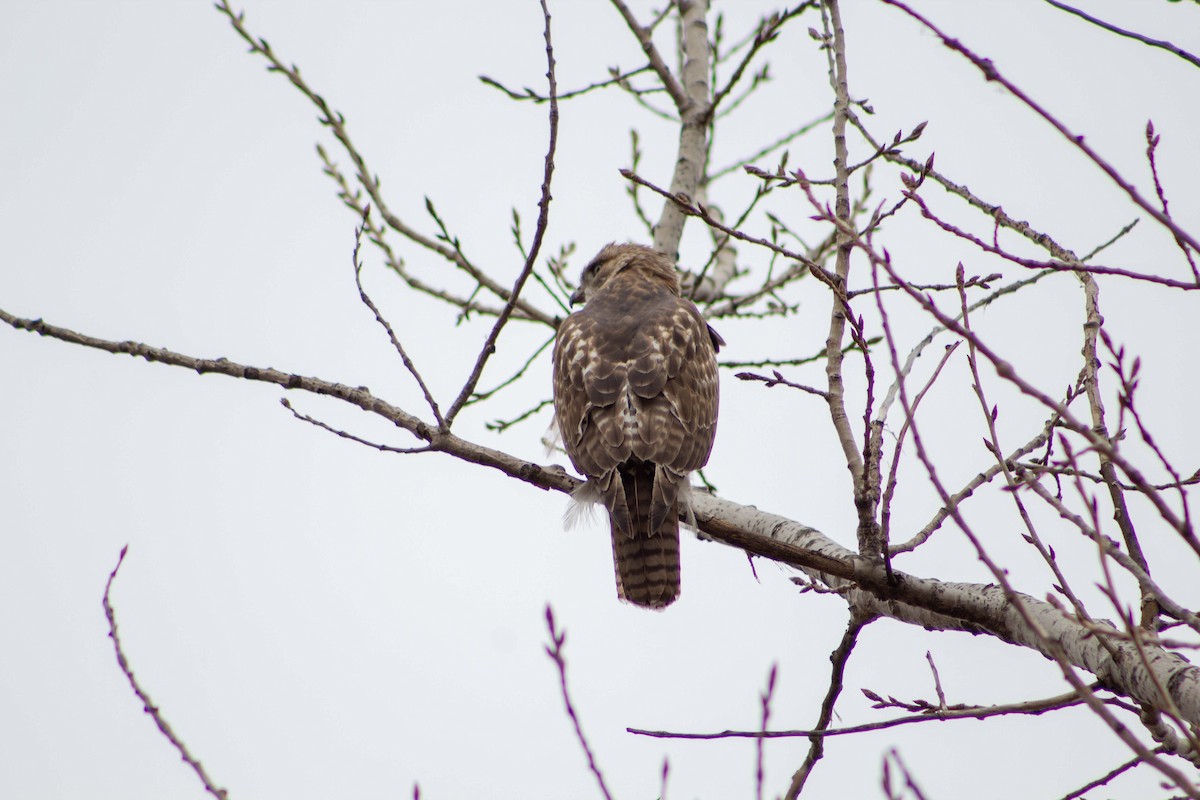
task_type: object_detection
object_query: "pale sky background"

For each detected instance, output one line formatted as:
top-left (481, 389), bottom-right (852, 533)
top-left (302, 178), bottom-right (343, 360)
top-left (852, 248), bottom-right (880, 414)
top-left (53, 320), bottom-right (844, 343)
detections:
top-left (2, 2), bottom-right (1199, 799)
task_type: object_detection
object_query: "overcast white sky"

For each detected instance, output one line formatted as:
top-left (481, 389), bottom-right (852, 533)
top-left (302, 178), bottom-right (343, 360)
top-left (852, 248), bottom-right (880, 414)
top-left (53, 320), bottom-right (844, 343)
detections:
top-left (2, 2), bottom-right (1199, 799)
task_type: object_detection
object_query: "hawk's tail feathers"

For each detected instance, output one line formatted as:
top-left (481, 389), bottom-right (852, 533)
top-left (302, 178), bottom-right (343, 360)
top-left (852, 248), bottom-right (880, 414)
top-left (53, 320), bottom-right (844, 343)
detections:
top-left (612, 462), bottom-right (681, 610)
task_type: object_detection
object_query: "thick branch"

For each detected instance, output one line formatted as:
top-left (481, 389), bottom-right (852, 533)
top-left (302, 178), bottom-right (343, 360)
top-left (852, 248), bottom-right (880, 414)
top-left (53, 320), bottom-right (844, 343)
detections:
top-left (818, 0), bottom-right (868, 507)
top-left (651, 0), bottom-right (713, 257)
top-left (5, 307), bottom-right (1200, 732)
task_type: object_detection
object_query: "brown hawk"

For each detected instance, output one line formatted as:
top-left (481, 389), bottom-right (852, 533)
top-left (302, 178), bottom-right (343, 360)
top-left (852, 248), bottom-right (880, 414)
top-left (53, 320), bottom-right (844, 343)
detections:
top-left (552, 243), bottom-right (722, 609)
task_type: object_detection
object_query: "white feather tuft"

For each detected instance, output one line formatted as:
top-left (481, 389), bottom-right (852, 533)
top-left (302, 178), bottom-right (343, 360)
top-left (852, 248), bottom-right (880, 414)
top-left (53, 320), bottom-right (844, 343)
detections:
top-left (563, 480), bottom-right (604, 530)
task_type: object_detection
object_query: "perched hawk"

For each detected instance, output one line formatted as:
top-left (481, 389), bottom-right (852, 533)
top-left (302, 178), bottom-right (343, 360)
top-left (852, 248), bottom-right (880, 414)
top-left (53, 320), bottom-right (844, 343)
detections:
top-left (552, 243), bottom-right (722, 609)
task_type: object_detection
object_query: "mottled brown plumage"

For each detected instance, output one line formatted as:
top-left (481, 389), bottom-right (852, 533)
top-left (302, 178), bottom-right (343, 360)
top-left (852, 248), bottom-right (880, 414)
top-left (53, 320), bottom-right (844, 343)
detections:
top-left (552, 243), bottom-right (721, 609)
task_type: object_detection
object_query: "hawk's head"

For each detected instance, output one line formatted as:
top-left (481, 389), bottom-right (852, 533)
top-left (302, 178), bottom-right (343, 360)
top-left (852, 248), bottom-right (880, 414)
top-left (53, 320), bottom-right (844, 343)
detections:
top-left (570, 243), bottom-right (681, 305)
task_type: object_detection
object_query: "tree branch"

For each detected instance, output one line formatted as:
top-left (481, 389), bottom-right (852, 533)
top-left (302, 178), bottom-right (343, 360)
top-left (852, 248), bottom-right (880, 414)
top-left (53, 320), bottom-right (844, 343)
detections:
top-left (879, 0), bottom-right (1200, 261)
top-left (1044, 0), bottom-right (1200, 70)
top-left (7, 306), bottom-right (1200, 737)
top-left (442, 0), bottom-right (560, 427)
top-left (104, 547), bottom-right (229, 800)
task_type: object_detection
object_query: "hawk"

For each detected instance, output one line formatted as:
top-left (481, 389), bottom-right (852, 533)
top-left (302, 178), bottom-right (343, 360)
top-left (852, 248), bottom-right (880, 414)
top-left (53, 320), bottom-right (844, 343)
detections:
top-left (552, 243), bottom-right (722, 609)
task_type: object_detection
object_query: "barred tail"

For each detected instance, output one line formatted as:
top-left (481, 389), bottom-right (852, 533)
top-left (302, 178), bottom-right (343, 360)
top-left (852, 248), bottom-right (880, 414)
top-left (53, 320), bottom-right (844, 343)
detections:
top-left (611, 460), bottom-right (680, 609)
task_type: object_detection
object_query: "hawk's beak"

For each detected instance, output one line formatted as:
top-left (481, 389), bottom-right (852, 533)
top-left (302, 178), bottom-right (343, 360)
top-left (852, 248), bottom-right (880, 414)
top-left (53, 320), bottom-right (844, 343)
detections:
top-left (569, 288), bottom-right (584, 306)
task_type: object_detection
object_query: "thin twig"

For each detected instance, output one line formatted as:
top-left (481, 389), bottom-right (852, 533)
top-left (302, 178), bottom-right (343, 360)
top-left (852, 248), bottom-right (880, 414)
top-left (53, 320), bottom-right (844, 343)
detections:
top-left (1017, 462), bottom-right (1200, 492)
top-left (544, 607), bottom-right (614, 800)
top-left (214, 0), bottom-right (554, 324)
top-left (352, 206), bottom-right (444, 426)
top-left (626, 129), bottom-right (657, 237)
top-left (924, 651), bottom-right (947, 711)
top-left (905, 189), bottom-right (1198, 290)
top-left (721, 337), bottom-right (875, 369)
top-left (620, 169), bottom-right (823, 273)
top-left (467, 333), bottom-right (556, 406)
top-left (104, 547), bottom-right (229, 800)
top-left (317, 146), bottom-right (532, 322)
top-left (756, 665), bottom-right (777, 800)
top-left (712, 5), bottom-right (816, 113)
top-left (958, 265), bottom-right (1096, 629)
top-left (479, 64), bottom-right (652, 103)
top-left (1145, 121), bottom-right (1200, 282)
top-left (812, 186), bottom-right (1200, 556)
top-left (784, 611), bottom-right (873, 799)
top-left (280, 398), bottom-right (432, 454)
top-left (608, 0), bottom-right (689, 110)
top-left (443, 0), bottom-right (559, 427)
top-left (1083, 218), bottom-right (1139, 261)
top-left (845, 273), bottom-right (1002, 299)
top-left (881, 750), bottom-right (928, 800)
top-left (486, 398), bottom-right (555, 433)
top-left (736, 369), bottom-right (829, 398)
top-left (879, 341), bottom-right (959, 554)
top-left (1020, 470), bottom-right (1200, 637)
top-left (629, 686), bottom-right (1112, 740)
top-left (879, 0), bottom-right (1200, 260)
top-left (1058, 750), bottom-right (1162, 800)
top-left (1044, 0), bottom-right (1200, 70)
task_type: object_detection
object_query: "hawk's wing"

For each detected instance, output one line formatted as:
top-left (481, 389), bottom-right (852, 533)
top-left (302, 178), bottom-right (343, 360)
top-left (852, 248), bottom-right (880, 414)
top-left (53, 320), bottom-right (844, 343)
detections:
top-left (553, 292), bottom-right (718, 484)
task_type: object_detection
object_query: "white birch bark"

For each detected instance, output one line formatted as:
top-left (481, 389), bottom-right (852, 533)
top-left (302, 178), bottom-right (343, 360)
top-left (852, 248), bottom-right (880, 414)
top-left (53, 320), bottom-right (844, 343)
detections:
top-left (692, 492), bottom-right (1200, 729)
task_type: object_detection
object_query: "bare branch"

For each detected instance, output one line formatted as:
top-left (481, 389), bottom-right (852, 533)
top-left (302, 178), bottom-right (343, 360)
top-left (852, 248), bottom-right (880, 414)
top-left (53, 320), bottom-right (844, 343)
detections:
top-left (855, 221), bottom-right (1199, 795)
top-left (756, 665), bottom-right (777, 800)
top-left (544, 607), bottom-right (614, 800)
top-left (631, 685), bottom-right (1103, 740)
top-left (879, 341), bottom-right (960, 554)
top-left (1044, 0), bottom-right (1200, 70)
top-left (904, 188), bottom-right (1199, 289)
top-left (280, 398), bottom-right (432, 455)
top-left (467, 333), bottom-right (556, 407)
top-left (1019, 472), bottom-right (1200, 638)
top-left (881, 750), bottom-right (929, 800)
top-left (1145, 120), bottom-right (1200, 282)
top-left (8, 308), bottom-right (1200, 738)
top-left (104, 547), bottom-right (229, 800)
top-left (1058, 750), bottom-right (1163, 800)
top-left (647, 0), bottom-right (714, 256)
top-left (784, 612), bottom-right (873, 799)
top-left (480, 64), bottom-right (652, 102)
top-left (443, 0), bottom-right (560, 427)
top-left (817, 0), bottom-right (865, 494)
top-left (608, 0), bottom-right (690, 110)
top-left (879, 0), bottom-right (1200, 260)
top-left (486, 398), bottom-right (555, 433)
top-left (721, 337), bottom-right (873, 370)
top-left (352, 207), bottom-right (444, 426)
top-left (317, 145), bottom-right (541, 322)
top-left (712, 5), bottom-right (816, 113)
top-left (214, 0), bottom-right (554, 324)
top-left (891, 418), bottom-right (1056, 555)
top-left (799, 182), bottom-right (1200, 557)
top-left (735, 369), bottom-right (829, 398)
top-left (620, 168), bottom-right (823, 274)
